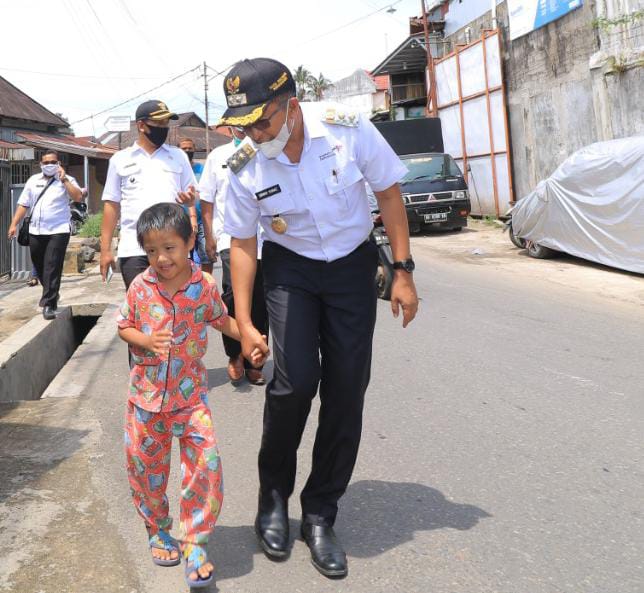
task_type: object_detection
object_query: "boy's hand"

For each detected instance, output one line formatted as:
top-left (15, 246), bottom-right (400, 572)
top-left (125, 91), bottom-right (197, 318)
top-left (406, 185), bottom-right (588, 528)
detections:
top-left (147, 329), bottom-right (172, 356)
top-left (249, 335), bottom-right (269, 367)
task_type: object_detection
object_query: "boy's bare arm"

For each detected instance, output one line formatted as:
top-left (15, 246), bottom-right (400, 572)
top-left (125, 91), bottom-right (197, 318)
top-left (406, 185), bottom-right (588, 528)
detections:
top-left (118, 327), bottom-right (172, 356)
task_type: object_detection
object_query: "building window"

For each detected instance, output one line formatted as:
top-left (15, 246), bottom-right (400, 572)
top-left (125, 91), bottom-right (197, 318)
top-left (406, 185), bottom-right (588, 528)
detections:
top-left (11, 162), bottom-right (33, 185)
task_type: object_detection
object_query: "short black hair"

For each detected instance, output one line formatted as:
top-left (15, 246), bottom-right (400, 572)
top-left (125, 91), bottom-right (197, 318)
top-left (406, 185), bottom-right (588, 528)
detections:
top-left (41, 150), bottom-right (59, 161)
top-left (136, 202), bottom-right (193, 247)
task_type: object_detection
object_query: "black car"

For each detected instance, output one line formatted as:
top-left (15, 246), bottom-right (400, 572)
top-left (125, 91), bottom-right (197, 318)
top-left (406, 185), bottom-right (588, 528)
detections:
top-left (399, 153), bottom-right (471, 233)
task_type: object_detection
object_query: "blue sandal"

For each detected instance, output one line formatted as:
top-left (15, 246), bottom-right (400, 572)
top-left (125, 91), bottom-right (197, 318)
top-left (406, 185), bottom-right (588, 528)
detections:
top-left (183, 543), bottom-right (215, 588)
top-left (149, 530), bottom-right (181, 567)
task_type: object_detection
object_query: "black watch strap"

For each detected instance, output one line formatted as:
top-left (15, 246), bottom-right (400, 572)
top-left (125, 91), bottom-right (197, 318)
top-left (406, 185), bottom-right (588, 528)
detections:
top-left (392, 258), bottom-right (415, 272)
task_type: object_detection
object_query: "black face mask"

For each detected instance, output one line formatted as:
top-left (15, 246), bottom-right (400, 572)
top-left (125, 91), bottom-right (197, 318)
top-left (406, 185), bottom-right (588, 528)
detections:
top-left (143, 125), bottom-right (169, 147)
top-left (183, 150), bottom-right (194, 162)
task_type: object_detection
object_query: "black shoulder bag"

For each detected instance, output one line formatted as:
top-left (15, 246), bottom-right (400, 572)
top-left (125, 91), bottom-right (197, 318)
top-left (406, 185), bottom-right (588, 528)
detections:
top-left (17, 177), bottom-right (55, 246)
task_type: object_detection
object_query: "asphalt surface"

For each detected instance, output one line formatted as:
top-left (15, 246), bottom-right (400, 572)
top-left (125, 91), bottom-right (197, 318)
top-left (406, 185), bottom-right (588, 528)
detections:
top-left (0, 234), bottom-right (642, 593)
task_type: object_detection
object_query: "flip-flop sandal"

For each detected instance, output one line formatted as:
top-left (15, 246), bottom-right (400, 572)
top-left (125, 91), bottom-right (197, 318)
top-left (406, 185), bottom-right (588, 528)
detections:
top-left (183, 543), bottom-right (215, 588)
top-left (149, 531), bottom-right (181, 567)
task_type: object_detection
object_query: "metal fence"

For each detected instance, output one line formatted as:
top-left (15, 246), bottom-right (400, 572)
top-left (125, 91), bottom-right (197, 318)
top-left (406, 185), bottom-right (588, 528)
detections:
top-left (0, 162), bottom-right (11, 278)
top-left (10, 185), bottom-right (31, 279)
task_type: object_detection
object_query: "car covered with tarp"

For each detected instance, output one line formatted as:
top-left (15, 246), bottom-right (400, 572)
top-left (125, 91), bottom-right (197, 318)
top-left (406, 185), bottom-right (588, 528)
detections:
top-left (510, 136), bottom-right (644, 273)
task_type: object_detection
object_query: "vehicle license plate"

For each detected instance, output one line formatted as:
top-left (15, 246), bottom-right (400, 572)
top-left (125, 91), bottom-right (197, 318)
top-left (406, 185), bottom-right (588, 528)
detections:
top-left (424, 213), bottom-right (448, 222)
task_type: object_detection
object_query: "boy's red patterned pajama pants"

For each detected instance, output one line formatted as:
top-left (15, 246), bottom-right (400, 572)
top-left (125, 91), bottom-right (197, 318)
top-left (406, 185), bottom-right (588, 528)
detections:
top-left (124, 400), bottom-right (223, 546)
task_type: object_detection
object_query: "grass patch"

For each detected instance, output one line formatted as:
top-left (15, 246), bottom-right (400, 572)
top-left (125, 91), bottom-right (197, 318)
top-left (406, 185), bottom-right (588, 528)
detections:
top-left (78, 212), bottom-right (103, 238)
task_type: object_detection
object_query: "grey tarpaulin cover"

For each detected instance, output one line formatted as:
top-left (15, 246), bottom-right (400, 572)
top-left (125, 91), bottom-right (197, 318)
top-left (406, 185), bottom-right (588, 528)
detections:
top-left (512, 136), bottom-right (644, 273)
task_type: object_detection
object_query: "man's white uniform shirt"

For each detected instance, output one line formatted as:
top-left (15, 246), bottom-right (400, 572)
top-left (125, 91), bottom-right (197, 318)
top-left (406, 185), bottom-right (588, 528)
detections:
top-left (18, 173), bottom-right (81, 235)
top-left (102, 142), bottom-right (196, 258)
top-left (223, 101), bottom-right (407, 262)
top-left (199, 139), bottom-right (263, 255)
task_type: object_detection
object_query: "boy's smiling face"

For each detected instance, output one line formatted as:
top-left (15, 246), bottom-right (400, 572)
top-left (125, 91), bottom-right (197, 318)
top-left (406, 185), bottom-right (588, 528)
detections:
top-left (142, 228), bottom-right (194, 283)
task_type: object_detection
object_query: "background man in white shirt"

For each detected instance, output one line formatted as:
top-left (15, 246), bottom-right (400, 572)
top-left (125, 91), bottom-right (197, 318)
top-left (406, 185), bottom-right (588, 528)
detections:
top-left (8, 149), bottom-right (82, 319)
top-left (99, 100), bottom-right (196, 289)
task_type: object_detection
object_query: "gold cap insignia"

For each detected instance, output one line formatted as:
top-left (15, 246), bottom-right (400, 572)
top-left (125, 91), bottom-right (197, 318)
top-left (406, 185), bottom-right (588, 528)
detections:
top-left (269, 72), bottom-right (288, 92)
top-left (226, 76), bottom-right (241, 94)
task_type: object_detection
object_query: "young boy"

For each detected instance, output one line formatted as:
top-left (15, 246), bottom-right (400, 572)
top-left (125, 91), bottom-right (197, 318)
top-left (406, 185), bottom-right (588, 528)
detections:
top-left (117, 202), bottom-right (266, 588)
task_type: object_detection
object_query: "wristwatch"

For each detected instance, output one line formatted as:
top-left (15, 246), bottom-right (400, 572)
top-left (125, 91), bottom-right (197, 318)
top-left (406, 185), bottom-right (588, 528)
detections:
top-left (392, 258), bottom-right (415, 273)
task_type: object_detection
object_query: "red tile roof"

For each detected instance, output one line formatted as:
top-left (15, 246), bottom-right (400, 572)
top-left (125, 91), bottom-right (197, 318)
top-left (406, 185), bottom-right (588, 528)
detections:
top-left (16, 132), bottom-right (118, 159)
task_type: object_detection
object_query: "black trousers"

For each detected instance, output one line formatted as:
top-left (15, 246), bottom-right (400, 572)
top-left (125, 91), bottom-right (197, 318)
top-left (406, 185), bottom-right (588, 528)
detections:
top-left (29, 232), bottom-right (70, 309)
top-left (258, 240), bottom-right (378, 527)
top-left (220, 249), bottom-right (269, 370)
top-left (119, 255), bottom-right (149, 290)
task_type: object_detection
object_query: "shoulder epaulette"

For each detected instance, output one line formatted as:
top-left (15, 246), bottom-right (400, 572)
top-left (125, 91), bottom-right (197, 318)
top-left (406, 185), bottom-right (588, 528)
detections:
top-left (323, 107), bottom-right (359, 128)
top-left (226, 143), bottom-right (257, 174)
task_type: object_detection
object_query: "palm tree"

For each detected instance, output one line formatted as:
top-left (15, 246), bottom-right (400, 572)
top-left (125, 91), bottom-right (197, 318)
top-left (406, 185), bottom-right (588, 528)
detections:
top-left (308, 73), bottom-right (333, 102)
top-left (293, 65), bottom-right (312, 101)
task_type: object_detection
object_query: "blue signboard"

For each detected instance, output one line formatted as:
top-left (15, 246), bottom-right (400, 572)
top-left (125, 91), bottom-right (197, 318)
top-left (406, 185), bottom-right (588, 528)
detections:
top-left (508, 0), bottom-right (584, 40)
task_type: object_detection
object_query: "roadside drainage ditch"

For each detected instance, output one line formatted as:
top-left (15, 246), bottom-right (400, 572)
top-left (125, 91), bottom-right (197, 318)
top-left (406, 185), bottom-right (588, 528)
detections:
top-left (0, 303), bottom-right (107, 402)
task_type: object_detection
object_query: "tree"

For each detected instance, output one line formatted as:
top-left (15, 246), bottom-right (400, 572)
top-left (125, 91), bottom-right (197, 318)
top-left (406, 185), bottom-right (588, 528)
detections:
top-left (293, 65), bottom-right (313, 101)
top-left (308, 73), bottom-right (333, 102)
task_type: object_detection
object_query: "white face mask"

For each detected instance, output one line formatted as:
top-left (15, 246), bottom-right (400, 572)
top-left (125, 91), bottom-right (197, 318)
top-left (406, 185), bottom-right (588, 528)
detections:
top-left (257, 100), bottom-right (292, 159)
top-left (41, 164), bottom-right (58, 177)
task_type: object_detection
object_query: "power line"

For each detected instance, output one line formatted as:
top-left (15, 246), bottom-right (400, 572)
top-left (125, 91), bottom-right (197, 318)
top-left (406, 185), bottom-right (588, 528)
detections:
top-left (70, 65), bottom-right (201, 125)
top-left (0, 66), bottom-right (165, 81)
top-left (296, 0), bottom-right (404, 46)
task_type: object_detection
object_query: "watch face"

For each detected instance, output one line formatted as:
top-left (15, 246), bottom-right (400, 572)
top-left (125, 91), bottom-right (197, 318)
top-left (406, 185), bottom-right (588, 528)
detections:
top-left (403, 259), bottom-right (415, 272)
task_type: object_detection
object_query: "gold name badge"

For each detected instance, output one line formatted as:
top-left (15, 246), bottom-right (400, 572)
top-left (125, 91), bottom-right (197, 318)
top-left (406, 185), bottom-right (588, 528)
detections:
top-left (271, 215), bottom-right (288, 234)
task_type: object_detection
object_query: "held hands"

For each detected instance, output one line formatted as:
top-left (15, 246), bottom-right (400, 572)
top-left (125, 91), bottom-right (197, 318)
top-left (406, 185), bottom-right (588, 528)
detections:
top-left (146, 329), bottom-right (173, 357)
top-left (240, 325), bottom-right (270, 368)
top-left (390, 271), bottom-right (419, 328)
top-left (177, 185), bottom-right (197, 207)
top-left (249, 336), bottom-right (269, 367)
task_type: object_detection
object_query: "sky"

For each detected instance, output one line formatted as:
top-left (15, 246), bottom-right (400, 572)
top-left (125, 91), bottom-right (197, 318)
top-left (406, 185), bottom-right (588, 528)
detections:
top-left (1, 0), bottom-right (426, 138)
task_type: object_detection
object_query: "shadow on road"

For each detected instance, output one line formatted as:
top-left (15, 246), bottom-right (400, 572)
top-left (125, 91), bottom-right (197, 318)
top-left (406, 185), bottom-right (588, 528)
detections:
top-left (341, 480), bottom-right (491, 557)
top-left (208, 480), bottom-right (490, 582)
top-left (0, 420), bottom-right (89, 503)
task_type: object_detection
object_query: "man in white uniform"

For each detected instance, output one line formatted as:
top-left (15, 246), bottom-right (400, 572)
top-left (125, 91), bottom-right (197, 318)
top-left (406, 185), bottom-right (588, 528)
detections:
top-left (217, 58), bottom-right (419, 578)
top-left (99, 100), bottom-right (196, 288)
top-left (199, 131), bottom-right (269, 385)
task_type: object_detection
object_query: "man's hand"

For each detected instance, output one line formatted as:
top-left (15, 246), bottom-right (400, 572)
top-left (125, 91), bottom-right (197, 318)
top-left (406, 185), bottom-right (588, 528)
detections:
top-left (100, 250), bottom-right (116, 282)
top-left (390, 272), bottom-right (419, 328)
top-left (205, 236), bottom-right (218, 263)
top-left (177, 185), bottom-right (196, 207)
top-left (57, 165), bottom-right (66, 180)
top-left (7, 223), bottom-right (17, 241)
top-left (146, 329), bottom-right (172, 356)
top-left (249, 335), bottom-right (269, 367)
top-left (240, 324), bottom-right (270, 366)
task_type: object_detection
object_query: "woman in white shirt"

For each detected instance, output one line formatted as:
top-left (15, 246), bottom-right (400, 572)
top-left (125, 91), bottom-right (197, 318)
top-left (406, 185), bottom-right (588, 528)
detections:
top-left (8, 150), bottom-right (83, 319)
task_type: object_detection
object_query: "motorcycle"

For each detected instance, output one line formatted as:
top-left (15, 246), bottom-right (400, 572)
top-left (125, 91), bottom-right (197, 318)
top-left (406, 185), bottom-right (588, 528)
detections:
top-left (370, 210), bottom-right (394, 301)
top-left (70, 200), bottom-right (88, 235)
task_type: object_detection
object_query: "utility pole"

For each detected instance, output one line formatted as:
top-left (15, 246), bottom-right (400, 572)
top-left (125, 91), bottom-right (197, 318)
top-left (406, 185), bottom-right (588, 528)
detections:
top-left (203, 61), bottom-right (210, 154)
top-left (421, 0), bottom-right (438, 117)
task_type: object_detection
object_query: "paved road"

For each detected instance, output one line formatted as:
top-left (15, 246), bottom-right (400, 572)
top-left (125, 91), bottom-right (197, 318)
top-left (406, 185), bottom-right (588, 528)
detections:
top-left (0, 238), bottom-right (642, 593)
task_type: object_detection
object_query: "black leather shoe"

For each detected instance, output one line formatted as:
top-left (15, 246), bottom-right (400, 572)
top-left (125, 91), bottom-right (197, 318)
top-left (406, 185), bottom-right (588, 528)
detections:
top-left (42, 306), bottom-right (57, 320)
top-left (255, 492), bottom-right (289, 560)
top-left (301, 522), bottom-right (348, 578)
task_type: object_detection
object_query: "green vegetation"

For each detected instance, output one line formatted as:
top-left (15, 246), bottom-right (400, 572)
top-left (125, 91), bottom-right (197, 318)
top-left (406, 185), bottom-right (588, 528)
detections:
top-left (592, 9), bottom-right (643, 30)
top-left (78, 212), bottom-right (103, 238)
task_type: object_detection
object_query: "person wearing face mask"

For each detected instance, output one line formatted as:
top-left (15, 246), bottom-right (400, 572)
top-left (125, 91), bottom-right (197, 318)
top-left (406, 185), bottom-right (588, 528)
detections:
top-left (8, 150), bottom-right (83, 319)
top-left (99, 100), bottom-right (197, 290)
top-left (199, 128), bottom-right (269, 386)
top-left (177, 137), bottom-right (212, 274)
top-left (217, 58), bottom-right (419, 578)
